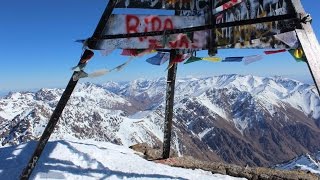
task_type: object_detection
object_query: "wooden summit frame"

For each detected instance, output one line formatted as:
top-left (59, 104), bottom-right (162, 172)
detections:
top-left (20, 0), bottom-right (320, 179)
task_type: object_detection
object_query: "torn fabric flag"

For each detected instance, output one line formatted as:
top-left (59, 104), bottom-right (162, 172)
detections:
top-left (112, 58), bottom-right (133, 72)
top-left (146, 53), bottom-right (170, 65)
top-left (264, 49), bottom-right (286, 55)
top-left (88, 69), bottom-right (110, 78)
top-left (274, 31), bottom-right (298, 48)
top-left (222, 57), bottom-right (244, 62)
top-left (172, 54), bottom-right (191, 63)
top-left (243, 55), bottom-right (264, 65)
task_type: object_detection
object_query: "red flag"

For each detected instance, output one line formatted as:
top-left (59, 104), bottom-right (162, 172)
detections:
top-left (264, 49), bottom-right (286, 55)
top-left (171, 54), bottom-right (191, 63)
top-left (121, 49), bottom-right (138, 56)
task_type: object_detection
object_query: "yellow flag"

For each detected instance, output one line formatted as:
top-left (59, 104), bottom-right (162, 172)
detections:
top-left (293, 48), bottom-right (304, 59)
top-left (201, 57), bottom-right (222, 62)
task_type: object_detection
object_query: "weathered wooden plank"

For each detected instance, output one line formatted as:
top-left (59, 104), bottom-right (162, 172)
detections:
top-left (115, 0), bottom-right (241, 15)
top-left (215, 0), bottom-right (296, 24)
top-left (292, 0), bottom-right (320, 95)
top-left (175, 0), bottom-right (243, 16)
top-left (116, 0), bottom-right (208, 10)
top-left (94, 18), bottom-right (298, 50)
top-left (219, 32), bottom-right (295, 49)
top-left (103, 14), bottom-right (205, 35)
top-left (162, 50), bottom-right (177, 159)
top-left (94, 25), bottom-right (298, 50)
top-left (97, 30), bottom-right (208, 50)
top-left (216, 18), bottom-right (299, 45)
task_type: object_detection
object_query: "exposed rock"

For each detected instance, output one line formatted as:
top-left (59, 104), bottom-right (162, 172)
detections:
top-left (155, 156), bottom-right (319, 180)
top-left (130, 143), bottom-right (178, 160)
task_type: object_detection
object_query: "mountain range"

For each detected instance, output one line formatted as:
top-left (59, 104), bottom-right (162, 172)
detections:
top-left (0, 74), bottom-right (319, 168)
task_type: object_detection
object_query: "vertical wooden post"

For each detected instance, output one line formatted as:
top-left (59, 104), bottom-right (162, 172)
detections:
top-left (208, 0), bottom-right (217, 56)
top-left (162, 50), bottom-right (178, 159)
top-left (20, 1), bottom-right (118, 179)
top-left (292, 0), bottom-right (320, 95)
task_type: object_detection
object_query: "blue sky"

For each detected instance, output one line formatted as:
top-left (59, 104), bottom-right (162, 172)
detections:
top-left (0, 0), bottom-right (319, 94)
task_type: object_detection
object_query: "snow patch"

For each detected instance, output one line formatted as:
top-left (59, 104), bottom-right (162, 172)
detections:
top-left (198, 127), bottom-right (214, 139)
top-left (0, 139), bottom-right (244, 180)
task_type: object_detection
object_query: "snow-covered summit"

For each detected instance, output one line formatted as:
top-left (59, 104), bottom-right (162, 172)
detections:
top-left (0, 139), bottom-right (244, 180)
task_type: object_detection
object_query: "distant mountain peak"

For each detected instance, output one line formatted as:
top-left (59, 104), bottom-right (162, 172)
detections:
top-left (1, 74), bottom-right (320, 167)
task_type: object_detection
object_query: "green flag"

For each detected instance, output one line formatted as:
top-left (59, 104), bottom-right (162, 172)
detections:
top-left (184, 56), bottom-right (202, 64)
top-left (289, 48), bottom-right (306, 62)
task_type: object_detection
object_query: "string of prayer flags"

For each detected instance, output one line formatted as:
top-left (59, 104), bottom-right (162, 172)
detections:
top-left (112, 58), bottom-right (133, 72)
top-left (184, 56), bottom-right (222, 64)
top-left (222, 57), bottom-right (244, 62)
top-left (146, 52), bottom-right (170, 65)
top-left (88, 69), bottom-right (110, 78)
top-left (264, 49), bottom-right (286, 55)
top-left (243, 55), bottom-right (264, 65)
top-left (72, 57), bottom-right (135, 81)
top-left (288, 48), bottom-right (307, 62)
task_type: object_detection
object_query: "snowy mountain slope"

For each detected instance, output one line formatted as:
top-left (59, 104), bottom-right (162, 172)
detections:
top-left (0, 139), bottom-right (244, 180)
top-left (0, 84), bottom-right (161, 147)
top-left (275, 151), bottom-right (320, 175)
top-left (0, 75), bottom-right (320, 167)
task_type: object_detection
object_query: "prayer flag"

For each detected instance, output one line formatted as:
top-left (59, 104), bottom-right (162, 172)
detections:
top-left (184, 56), bottom-right (202, 64)
top-left (222, 57), bottom-right (244, 62)
top-left (243, 55), bottom-right (264, 65)
top-left (288, 48), bottom-right (307, 62)
top-left (146, 53), bottom-right (170, 65)
top-left (202, 57), bottom-right (222, 62)
top-left (274, 31), bottom-right (298, 48)
top-left (172, 54), bottom-right (191, 63)
top-left (264, 49), bottom-right (286, 55)
top-left (88, 69), bottom-right (110, 78)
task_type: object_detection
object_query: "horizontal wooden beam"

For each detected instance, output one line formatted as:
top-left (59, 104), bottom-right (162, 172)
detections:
top-left (94, 14), bottom-right (298, 41)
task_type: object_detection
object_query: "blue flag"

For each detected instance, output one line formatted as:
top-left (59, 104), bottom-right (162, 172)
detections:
top-left (146, 53), bottom-right (170, 65)
top-left (222, 57), bottom-right (244, 62)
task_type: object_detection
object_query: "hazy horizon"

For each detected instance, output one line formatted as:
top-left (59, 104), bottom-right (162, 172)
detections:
top-left (0, 73), bottom-right (315, 97)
